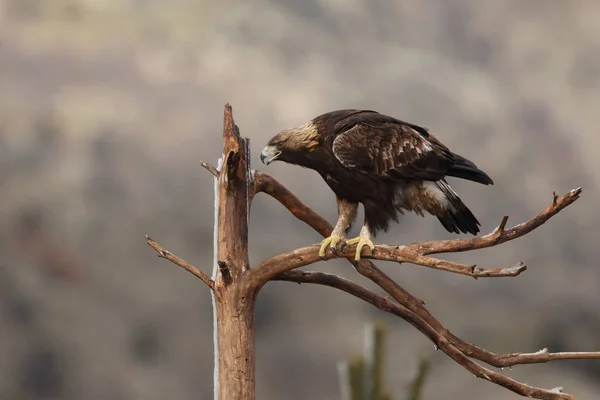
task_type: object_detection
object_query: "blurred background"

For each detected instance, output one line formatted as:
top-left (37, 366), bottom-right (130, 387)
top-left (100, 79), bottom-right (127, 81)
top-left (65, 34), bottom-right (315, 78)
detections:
top-left (1, 1), bottom-right (599, 399)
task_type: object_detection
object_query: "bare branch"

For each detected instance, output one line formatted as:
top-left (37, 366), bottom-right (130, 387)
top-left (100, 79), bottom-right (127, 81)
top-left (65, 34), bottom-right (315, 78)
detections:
top-left (254, 171), bottom-right (564, 279)
top-left (253, 171), bottom-right (518, 280)
top-left (253, 172), bottom-right (580, 272)
top-left (253, 171), bottom-right (333, 236)
top-left (253, 171), bottom-right (429, 283)
top-left (374, 245), bottom-right (527, 278)
top-left (145, 235), bottom-right (214, 289)
top-left (252, 172), bottom-right (596, 397)
top-left (277, 270), bottom-right (599, 399)
top-left (494, 348), bottom-right (600, 366)
top-left (496, 215), bottom-right (509, 233)
top-left (200, 160), bottom-right (219, 177)
top-left (412, 188), bottom-right (582, 255)
top-left (353, 258), bottom-right (599, 400)
top-left (252, 243), bottom-right (527, 281)
top-left (276, 270), bottom-right (600, 367)
top-left (275, 270), bottom-right (584, 400)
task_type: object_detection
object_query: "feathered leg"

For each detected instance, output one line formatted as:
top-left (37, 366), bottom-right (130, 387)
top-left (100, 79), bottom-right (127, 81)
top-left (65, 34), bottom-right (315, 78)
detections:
top-left (345, 221), bottom-right (375, 262)
top-left (319, 197), bottom-right (358, 258)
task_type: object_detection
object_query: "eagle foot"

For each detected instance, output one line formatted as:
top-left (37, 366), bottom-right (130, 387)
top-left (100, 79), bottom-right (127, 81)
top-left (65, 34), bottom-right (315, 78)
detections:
top-left (319, 235), bottom-right (346, 259)
top-left (345, 236), bottom-right (375, 262)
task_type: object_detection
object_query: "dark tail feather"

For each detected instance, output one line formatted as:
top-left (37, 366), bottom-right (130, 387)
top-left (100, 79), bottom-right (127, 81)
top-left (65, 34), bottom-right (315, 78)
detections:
top-left (435, 181), bottom-right (481, 235)
top-left (447, 153), bottom-right (494, 185)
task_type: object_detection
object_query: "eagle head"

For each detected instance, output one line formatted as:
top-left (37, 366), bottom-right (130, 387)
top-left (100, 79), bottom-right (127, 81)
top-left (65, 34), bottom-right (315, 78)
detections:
top-left (260, 121), bottom-right (320, 166)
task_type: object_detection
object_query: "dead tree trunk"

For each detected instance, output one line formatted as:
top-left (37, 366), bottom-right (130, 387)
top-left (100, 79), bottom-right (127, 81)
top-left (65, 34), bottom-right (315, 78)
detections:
top-left (212, 105), bottom-right (257, 399)
top-left (213, 280), bottom-right (257, 399)
top-left (145, 104), bottom-right (600, 400)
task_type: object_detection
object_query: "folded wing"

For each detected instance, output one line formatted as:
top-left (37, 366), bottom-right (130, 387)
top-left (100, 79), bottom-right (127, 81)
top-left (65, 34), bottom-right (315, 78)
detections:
top-left (331, 112), bottom-right (455, 181)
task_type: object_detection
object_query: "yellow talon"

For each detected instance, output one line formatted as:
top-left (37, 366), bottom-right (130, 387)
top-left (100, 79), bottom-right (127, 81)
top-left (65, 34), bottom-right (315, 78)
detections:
top-left (319, 235), bottom-right (345, 258)
top-left (346, 236), bottom-right (375, 262)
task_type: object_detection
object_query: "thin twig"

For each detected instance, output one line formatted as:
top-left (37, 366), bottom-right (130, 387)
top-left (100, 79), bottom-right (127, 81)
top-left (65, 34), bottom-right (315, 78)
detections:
top-left (145, 235), bottom-right (214, 289)
top-left (200, 160), bottom-right (219, 177)
top-left (412, 187), bottom-right (582, 255)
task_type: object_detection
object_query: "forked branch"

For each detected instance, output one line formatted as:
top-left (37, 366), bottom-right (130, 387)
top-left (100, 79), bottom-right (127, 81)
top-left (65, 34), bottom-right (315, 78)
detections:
top-left (251, 170), bottom-right (597, 399)
top-left (252, 172), bottom-right (579, 280)
top-left (148, 105), bottom-right (591, 400)
top-left (275, 270), bottom-right (600, 367)
top-left (411, 188), bottom-right (582, 256)
top-left (275, 270), bottom-right (595, 400)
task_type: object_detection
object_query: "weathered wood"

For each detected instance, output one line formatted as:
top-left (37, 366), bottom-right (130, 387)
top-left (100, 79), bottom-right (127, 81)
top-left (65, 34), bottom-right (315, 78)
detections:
top-left (214, 104), bottom-right (255, 400)
top-left (214, 280), bottom-right (257, 400)
top-left (217, 104), bottom-right (250, 282)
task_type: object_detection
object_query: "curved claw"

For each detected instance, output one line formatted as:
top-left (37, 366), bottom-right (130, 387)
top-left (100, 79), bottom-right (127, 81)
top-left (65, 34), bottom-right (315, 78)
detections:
top-left (318, 235), bottom-right (345, 259)
top-left (346, 236), bottom-right (376, 262)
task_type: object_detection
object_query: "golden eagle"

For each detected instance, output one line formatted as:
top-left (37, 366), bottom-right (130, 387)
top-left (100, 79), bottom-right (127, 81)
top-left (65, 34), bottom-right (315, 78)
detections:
top-left (260, 110), bottom-right (493, 262)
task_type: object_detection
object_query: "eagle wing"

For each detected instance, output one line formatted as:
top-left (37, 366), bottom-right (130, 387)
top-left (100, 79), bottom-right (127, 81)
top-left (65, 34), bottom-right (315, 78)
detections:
top-left (331, 112), bottom-right (455, 181)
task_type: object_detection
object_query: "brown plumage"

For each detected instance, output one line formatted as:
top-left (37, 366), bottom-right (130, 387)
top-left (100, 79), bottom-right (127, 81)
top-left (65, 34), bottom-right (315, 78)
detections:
top-left (261, 109), bottom-right (493, 261)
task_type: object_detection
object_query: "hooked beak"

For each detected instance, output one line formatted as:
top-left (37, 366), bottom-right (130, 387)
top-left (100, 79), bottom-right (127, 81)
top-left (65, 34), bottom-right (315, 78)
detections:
top-left (260, 145), bottom-right (282, 165)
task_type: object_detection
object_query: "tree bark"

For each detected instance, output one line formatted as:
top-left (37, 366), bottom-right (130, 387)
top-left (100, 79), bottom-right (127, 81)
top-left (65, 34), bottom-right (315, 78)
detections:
top-left (213, 104), bottom-right (256, 400)
top-left (214, 279), bottom-right (257, 400)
